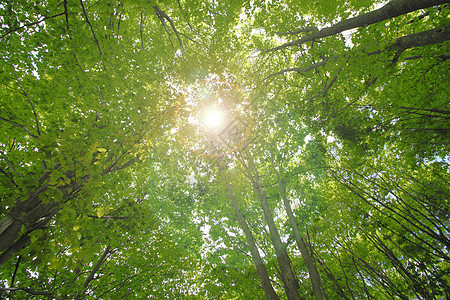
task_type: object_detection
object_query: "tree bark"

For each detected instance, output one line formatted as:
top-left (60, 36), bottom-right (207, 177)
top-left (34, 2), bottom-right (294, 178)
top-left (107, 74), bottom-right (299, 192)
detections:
top-left (253, 180), bottom-right (302, 300)
top-left (240, 154), bottom-right (302, 300)
top-left (280, 180), bottom-right (327, 300)
top-left (219, 161), bottom-right (280, 300)
top-left (0, 287), bottom-right (51, 296)
top-left (388, 24), bottom-right (450, 62)
top-left (0, 153), bottom-right (138, 267)
top-left (268, 24), bottom-right (450, 80)
top-left (0, 188), bottom-right (61, 266)
top-left (267, 0), bottom-right (449, 52)
top-left (0, 193), bottom-right (52, 252)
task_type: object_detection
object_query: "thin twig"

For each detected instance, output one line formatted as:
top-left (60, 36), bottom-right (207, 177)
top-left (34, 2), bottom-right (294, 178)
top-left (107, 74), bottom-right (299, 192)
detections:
top-left (63, 0), bottom-right (69, 29)
top-left (1, 152), bottom-right (24, 177)
top-left (12, 67), bottom-right (40, 135)
top-left (79, 0), bottom-right (102, 55)
top-left (140, 12), bottom-right (145, 51)
top-left (0, 12), bottom-right (65, 39)
top-left (298, 69), bottom-right (341, 104)
top-left (72, 52), bottom-right (90, 79)
top-left (87, 215), bottom-right (130, 220)
top-left (0, 114), bottom-right (38, 138)
top-left (176, 0), bottom-right (205, 45)
top-left (335, 76), bottom-right (378, 114)
top-left (265, 56), bottom-right (339, 80)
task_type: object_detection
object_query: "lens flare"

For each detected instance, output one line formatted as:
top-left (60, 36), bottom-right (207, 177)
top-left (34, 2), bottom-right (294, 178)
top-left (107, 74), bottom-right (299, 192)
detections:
top-left (204, 109), bottom-right (225, 130)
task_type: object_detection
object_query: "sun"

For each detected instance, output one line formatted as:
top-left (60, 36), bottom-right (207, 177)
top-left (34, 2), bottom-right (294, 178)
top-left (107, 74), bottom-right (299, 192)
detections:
top-left (203, 108), bottom-right (225, 130)
top-left (174, 77), bottom-right (253, 157)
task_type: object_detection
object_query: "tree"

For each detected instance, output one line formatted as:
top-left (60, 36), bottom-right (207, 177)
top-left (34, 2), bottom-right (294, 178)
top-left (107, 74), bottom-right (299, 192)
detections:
top-left (1, 0), bottom-right (449, 298)
top-left (0, 0), bottom-right (204, 297)
top-left (219, 159), bottom-right (280, 300)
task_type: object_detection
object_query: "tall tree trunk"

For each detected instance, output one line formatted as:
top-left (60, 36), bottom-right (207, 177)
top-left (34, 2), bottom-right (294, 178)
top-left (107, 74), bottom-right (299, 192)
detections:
top-left (253, 180), bottom-right (302, 300)
top-left (219, 161), bottom-right (280, 300)
top-left (0, 154), bottom-right (137, 267)
top-left (267, 0), bottom-right (448, 52)
top-left (0, 194), bottom-right (59, 267)
top-left (240, 154), bottom-right (302, 300)
top-left (279, 180), bottom-right (327, 300)
top-left (0, 170), bottom-right (53, 254)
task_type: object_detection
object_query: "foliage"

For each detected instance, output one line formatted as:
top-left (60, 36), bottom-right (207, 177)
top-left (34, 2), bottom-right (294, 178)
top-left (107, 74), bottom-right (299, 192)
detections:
top-left (1, 0), bottom-right (449, 299)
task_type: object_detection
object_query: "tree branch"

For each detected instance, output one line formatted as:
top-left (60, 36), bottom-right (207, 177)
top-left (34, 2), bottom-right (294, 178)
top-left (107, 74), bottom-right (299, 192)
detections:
top-left (176, 0), bottom-right (205, 45)
top-left (0, 287), bottom-right (51, 296)
top-left (82, 244), bottom-right (111, 290)
top-left (275, 26), bottom-right (318, 36)
top-left (0, 116), bottom-right (38, 138)
top-left (79, 0), bottom-right (102, 55)
top-left (265, 56), bottom-right (339, 80)
top-left (388, 24), bottom-right (450, 55)
top-left (0, 167), bottom-right (20, 189)
top-left (63, 0), bottom-right (70, 29)
top-left (102, 156), bottom-right (139, 175)
top-left (87, 215), bottom-right (129, 220)
top-left (398, 107), bottom-right (450, 115)
top-left (1, 152), bottom-right (24, 177)
top-left (153, 5), bottom-right (183, 52)
top-left (12, 67), bottom-right (41, 135)
top-left (72, 52), bottom-right (90, 79)
top-left (10, 255), bottom-right (21, 287)
top-left (298, 69), bottom-right (341, 104)
top-left (0, 12), bottom-right (65, 39)
top-left (265, 0), bottom-right (449, 53)
top-left (140, 12), bottom-right (145, 51)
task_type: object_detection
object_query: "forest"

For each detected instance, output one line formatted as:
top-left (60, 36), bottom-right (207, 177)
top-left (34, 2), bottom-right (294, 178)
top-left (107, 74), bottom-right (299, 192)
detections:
top-left (0, 0), bottom-right (449, 299)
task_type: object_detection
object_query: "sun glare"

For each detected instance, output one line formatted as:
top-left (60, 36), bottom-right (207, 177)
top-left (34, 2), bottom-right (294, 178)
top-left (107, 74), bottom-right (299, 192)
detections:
top-left (204, 109), bottom-right (225, 130)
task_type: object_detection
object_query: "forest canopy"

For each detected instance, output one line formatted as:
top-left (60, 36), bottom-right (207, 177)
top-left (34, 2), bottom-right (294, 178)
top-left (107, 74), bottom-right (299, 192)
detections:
top-left (0, 0), bottom-right (449, 299)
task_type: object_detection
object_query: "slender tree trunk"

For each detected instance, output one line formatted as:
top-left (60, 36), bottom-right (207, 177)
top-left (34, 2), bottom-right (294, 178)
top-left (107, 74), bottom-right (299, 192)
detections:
top-left (267, 0), bottom-right (449, 52)
top-left (240, 154), bottom-right (302, 300)
top-left (352, 256), bottom-right (373, 299)
top-left (253, 180), bottom-right (302, 300)
top-left (336, 238), bottom-right (409, 300)
top-left (279, 180), bottom-right (326, 300)
top-left (315, 255), bottom-right (349, 300)
top-left (219, 162), bottom-right (280, 300)
top-left (335, 253), bottom-right (355, 300)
